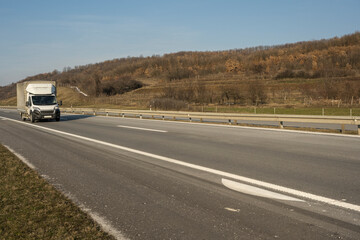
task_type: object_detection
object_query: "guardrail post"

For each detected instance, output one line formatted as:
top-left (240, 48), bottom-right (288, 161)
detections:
top-left (200, 118), bottom-right (203, 123)
top-left (106, 112), bottom-right (109, 117)
top-left (279, 121), bottom-right (284, 129)
top-left (162, 116), bottom-right (165, 120)
top-left (93, 111), bottom-right (96, 116)
top-left (82, 111), bottom-right (84, 115)
top-left (228, 119), bottom-right (231, 125)
top-left (152, 115), bottom-right (154, 119)
top-left (122, 113), bottom-right (125, 118)
top-left (341, 124), bottom-right (345, 134)
top-left (173, 116), bottom-right (176, 121)
top-left (189, 117), bottom-right (192, 122)
top-left (140, 114), bottom-right (142, 119)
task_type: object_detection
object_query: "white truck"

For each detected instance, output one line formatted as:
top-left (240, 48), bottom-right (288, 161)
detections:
top-left (17, 81), bottom-right (62, 122)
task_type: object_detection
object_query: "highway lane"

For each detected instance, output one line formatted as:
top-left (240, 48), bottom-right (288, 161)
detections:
top-left (1, 109), bottom-right (359, 239)
top-left (68, 108), bottom-right (359, 132)
top-left (2, 109), bottom-right (359, 203)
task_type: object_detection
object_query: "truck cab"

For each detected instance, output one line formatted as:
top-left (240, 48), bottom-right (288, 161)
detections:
top-left (26, 94), bottom-right (61, 122)
top-left (17, 81), bottom-right (62, 122)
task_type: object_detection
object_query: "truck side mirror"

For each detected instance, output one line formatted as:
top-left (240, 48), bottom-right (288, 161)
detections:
top-left (59, 100), bottom-right (63, 106)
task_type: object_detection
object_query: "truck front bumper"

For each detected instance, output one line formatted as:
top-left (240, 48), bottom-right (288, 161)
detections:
top-left (33, 109), bottom-right (60, 120)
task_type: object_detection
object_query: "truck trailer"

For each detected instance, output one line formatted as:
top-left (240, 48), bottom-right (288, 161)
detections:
top-left (17, 81), bottom-right (62, 122)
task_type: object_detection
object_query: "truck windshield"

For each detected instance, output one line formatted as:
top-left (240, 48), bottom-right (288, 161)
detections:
top-left (32, 96), bottom-right (57, 105)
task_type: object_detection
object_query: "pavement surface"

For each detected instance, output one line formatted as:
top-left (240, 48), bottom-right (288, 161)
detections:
top-left (0, 109), bottom-right (359, 239)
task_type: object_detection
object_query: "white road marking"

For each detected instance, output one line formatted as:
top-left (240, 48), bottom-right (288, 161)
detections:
top-left (63, 189), bottom-right (128, 239)
top-left (222, 178), bottom-right (304, 202)
top-left (116, 125), bottom-right (167, 133)
top-left (87, 210), bottom-right (127, 240)
top-left (3, 145), bottom-right (36, 169)
top-left (224, 207), bottom-right (241, 212)
top-left (2, 116), bottom-right (360, 212)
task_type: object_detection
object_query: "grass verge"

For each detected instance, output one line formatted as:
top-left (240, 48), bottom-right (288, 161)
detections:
top-left (0, 144), bottom-right (114, 240)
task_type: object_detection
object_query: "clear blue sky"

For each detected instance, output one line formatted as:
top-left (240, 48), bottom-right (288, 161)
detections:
top-left (0, 0), bottom-right (359, 86)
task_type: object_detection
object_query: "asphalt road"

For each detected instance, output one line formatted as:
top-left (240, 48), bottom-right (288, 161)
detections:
top-left (1, 109), bottom-right (359, 239)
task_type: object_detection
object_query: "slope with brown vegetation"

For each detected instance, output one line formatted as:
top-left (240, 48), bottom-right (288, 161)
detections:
top-left (1, 32), bottom-right (359, 110)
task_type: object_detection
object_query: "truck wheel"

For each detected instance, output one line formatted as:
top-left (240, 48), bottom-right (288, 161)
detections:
top-left (30, 112), bottom-right (35, 123)
top-left (56, 117), bottom-right (60, 121)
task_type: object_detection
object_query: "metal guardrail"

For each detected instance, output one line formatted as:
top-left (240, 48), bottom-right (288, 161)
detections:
top-left (1, 106), bottom-right (359, 134)
top-left (61, 107), bottom-right (360, 135)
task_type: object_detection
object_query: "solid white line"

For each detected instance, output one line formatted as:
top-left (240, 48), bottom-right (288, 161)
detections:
top-left (65, 192), bottom-right (127, 240)
top-left (3, 145), bottom-right (36, 169)
top-left (87, 211), bottom-right (127, 240)
top-left (2, 116), bottom-right (360, 212)
top-left (222, 178), bottom-right (304, 202)
top-left (116, 125), bottom-right (167, 133)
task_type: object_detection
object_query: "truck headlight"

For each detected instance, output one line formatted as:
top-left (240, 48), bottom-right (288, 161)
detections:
top-left (54, 106), bottom-right (59, 110)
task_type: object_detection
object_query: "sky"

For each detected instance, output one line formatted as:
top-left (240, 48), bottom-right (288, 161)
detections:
top-left (0, 0), bottom-right (359, 86)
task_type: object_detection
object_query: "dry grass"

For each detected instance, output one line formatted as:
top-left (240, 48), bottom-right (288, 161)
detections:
top-left (0, 96), bottom-right (16, 106)
top-left (0, 144), bottom-right (114, 240)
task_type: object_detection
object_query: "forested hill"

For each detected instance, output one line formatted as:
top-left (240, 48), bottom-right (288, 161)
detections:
top-left (1, 32), bottom-right (360, 107)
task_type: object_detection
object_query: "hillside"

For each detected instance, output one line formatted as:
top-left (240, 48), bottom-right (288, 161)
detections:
top-left (1, 32), bottom-right (360, 109)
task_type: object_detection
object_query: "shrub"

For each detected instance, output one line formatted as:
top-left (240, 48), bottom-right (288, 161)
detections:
top-left (151, 98), bottom-right (187, 110)
top-left (102, 77), bottom-right (143, 96)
